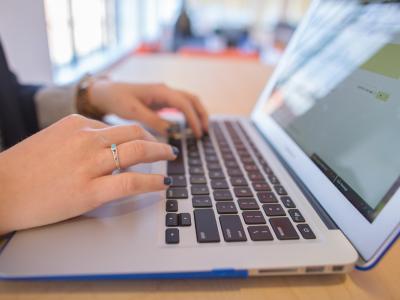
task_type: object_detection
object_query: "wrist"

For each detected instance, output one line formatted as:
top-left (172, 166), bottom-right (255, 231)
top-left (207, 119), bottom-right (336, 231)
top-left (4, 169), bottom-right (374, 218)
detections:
top-left (76, 75), bottom-right (108, 120)
top-left (87, 76), bottom-right (110, 107)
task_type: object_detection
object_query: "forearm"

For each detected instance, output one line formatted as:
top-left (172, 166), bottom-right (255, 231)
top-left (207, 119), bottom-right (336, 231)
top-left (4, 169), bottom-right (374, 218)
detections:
top-left (34, 84), bottom-right (78, 128)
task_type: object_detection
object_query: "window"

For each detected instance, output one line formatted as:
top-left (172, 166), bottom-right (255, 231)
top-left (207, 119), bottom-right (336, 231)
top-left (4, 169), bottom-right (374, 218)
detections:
top-left (45, 0), bottom-right (139, 84)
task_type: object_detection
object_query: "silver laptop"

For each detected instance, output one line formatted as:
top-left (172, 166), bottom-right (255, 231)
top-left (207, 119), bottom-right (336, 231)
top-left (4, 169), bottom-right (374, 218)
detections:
top-left (1, 0), bottom-right (399, 279)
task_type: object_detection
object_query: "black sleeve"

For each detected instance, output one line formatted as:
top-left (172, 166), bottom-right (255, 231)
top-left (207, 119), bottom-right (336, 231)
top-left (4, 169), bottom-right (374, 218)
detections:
top-left (10, 72), bottom-right (42, 136)
top-left (0, 39), bottom-right (42, 148)
top-left (17, 83), bottom-right (42, 136)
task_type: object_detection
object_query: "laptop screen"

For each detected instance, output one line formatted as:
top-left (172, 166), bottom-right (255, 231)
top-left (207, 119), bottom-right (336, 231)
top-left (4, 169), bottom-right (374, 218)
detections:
top-left (263, 1), bottom-right (400, 222)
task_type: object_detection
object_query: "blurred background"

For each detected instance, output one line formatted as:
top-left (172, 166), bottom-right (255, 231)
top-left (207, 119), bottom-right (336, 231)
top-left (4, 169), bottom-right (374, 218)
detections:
top-left (0, 0), bottom-right (310, 85)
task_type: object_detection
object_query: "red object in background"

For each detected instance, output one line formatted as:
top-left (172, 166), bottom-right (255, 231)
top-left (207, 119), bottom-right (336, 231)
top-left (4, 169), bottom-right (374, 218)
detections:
top-left (178, 47), bottom-right (259, 61)
top-left (135, 43), bottom-right (162, 54)
top-left (134, 43), bottom-right (259, 61)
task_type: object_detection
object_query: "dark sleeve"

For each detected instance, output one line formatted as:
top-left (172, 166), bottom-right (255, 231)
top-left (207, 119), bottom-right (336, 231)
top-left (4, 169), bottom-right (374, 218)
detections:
top-left (10, 72), bottom-right (42, 136)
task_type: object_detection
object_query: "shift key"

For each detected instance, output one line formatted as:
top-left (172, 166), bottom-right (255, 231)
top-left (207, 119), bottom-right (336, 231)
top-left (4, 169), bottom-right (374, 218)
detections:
top-left (194, 209), bottom-right (220, 243)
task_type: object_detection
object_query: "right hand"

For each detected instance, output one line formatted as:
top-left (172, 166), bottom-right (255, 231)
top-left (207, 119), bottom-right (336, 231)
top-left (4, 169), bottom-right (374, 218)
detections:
top-left (0, 114), bottom-right (177, 235)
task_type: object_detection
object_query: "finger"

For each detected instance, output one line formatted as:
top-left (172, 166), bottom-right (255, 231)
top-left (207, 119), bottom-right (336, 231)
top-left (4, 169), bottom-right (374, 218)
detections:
top-left (96, 124), bottom-right (157, 146)
top-left (100, 140), bottom-right (178, 174)
top-left (160, 90), bottom-right (203, 138)
top-left (128, 101), bottom-right (172, 136)
top-left (90, 173), bottom-right (171, 205)
top-left (178, 90), bottom-right (209, 132)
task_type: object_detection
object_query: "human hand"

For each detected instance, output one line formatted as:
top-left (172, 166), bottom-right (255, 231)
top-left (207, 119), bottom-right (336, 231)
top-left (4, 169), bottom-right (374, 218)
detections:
top-left (0, 114), bottom-right (177, 235)
top-left (88, 80), bottom-right (209, 138)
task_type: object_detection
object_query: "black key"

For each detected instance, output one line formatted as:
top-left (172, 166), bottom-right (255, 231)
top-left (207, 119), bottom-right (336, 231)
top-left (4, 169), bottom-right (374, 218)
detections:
top-left (227, 168), bottom-right (243, 177)
top-left (166, 213), bottom-right (178, 226)
top-left (187, 145), bottom-right (198, 153)
top-left (167, 160), bottom-right (185, 175)
top-left (192, 196), bottom-right (212, 208)
top-left (268, 175), bottom-right (280, 185)
top-left (189, 167), bottom-right (204, 175)
top-left (237, 150), bottom-right (249, 157)
top-left (194, 209), bottom-right (220, 243)
top-left (220, 147), bottom-right (232, 155)
top-left (241, 156), bottom-right (254, 164)
top-left (166, 188), bottom-right (188, 199)
top-left (211, 179), bottom-right (229, 189)
top-left (201, 134), bottom-right (211, 142)
top-left (186, 137), bottom-right (197, 146)
top-left (288, 209), bottom-right (305, 223)
top-left (262, 165), bottom-right (274, 175)
top-left (166, 200), bottom-right (178, 212)
top-left (230, 177), bottom-right (248, 187)
top-left (178, 213), bottom-right (192, 226)
top-left (205, 155), bottom-right (219, 162)
top-left (242, 211), bottom-right (266, 224)
top-left (263, 204), bottom-right (286, 216)
top-left (281, 196), bottom-right (296, 208)
top-left (257, 192), bottom-right (278, 203)
top-left (222, 153), bottom-right (235, 160)
top-left (171, 175), bottom-right (187, 187)
top-left (244, 164), bottom-right (259, 172)
top-left (209, 170), bottom-right (225, 179)
top-left (297, 224), bottom-right (316, 239)
top-left (189, 158), bottom-right (202, 166)
top-left (219, 215), bottom-right (247, 242)
top-left (168, 124), bottom-right (181, 136)
top-left (191, 185), bottom-right (210, 195)
top-left (165, 228), bottom-right (179, 244)
top-left (190, 175), bottom-right (207, 184)
top-left (204, 148), bottom-right (216, 155)
top-left (248, 226), bottom-right (274, 241)
top-left (168, 137), bottom-right (182, 149)
top-left (257, 157), bottom-right (267, 166)
top-left (216, 202), bottom-right (238, 214)
top-left (234, 187), bottom-right (253, 197)
top-left (213, 190), bottom-right (233, 201)
top-left (204, 149), bottom-right (216, 156)
top-left (238, 198), bottom-right (259, 210)
top-left (274, 185), bottom-right (287, 195)
top-left (188, 151), bottom-right (200, 158)
top-left (225, 160), bottom-right (239, 168)
top-left (207, 162), bottom-right (221, 170)
top-left (248, 172), bottom-right (264, 182)
top-left (253, 182), bottom-right (271, 191)
top-left (270, 217), bottom-right (299, 240)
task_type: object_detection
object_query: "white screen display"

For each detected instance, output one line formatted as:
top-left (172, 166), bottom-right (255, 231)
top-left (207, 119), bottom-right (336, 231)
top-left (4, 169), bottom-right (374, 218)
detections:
top-left (264, 1), bottom-right (400, 222)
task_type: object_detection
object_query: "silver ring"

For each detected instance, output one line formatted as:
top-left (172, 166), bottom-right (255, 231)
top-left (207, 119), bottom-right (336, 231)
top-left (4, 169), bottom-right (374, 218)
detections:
top-left (110, 143), bottom-right (121, 171)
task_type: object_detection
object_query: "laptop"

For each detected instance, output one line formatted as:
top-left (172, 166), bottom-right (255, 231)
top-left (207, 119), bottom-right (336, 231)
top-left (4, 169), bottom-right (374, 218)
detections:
top-left (1, 0), bottom-right (399, 279)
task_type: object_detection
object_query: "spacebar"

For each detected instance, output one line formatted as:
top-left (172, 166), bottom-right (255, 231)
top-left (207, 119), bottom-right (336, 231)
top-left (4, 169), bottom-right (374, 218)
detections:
top-left (194, 209), bottom-right (220, 243)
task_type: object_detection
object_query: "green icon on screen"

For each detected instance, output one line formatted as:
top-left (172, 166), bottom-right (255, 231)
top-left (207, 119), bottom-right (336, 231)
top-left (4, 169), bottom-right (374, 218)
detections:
top-left (375, 91), bottom-right (390, 102)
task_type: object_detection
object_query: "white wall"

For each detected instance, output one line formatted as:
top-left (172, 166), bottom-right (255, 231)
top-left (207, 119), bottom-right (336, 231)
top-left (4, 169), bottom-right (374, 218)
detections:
top-left (0, 0), bottom-right (53, 84)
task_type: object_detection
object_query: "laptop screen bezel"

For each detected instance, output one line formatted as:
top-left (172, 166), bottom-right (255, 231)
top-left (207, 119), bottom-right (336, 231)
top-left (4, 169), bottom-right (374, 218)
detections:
top-left (250, 0), bottom-right (400, 263)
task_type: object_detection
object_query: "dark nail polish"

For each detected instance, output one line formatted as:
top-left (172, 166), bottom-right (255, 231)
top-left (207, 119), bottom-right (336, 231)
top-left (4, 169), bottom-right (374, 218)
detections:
top-left (164, 176), bottom-right (173, 186)
top-left (171, 146), bottom-right (180, 156)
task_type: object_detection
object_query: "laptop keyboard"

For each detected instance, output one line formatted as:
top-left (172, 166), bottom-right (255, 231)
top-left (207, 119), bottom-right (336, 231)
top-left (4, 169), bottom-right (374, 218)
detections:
top-left (165, 120), bottom-right (316, 244)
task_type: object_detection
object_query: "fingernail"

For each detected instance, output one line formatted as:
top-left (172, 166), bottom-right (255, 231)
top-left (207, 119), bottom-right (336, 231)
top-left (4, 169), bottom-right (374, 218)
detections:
top-left (164, 176), bottom-right (173, 186)
top-left (171, 146), bottom-right (180, 156)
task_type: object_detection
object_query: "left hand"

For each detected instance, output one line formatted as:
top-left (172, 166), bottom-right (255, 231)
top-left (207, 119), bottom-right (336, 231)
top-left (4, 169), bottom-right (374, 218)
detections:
top-left (88, 79), bottom-right (209, 138)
